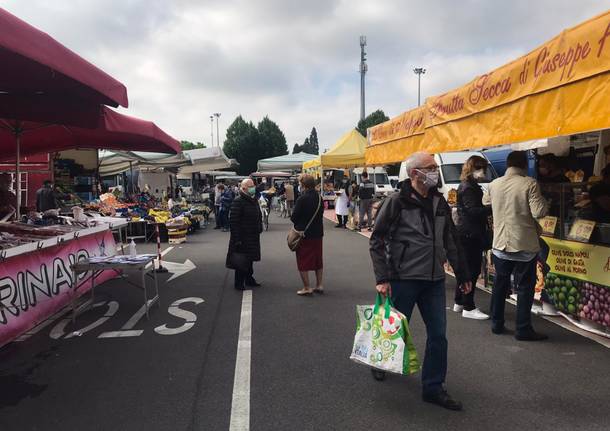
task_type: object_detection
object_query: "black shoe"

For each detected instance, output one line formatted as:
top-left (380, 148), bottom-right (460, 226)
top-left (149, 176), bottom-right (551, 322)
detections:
top-left (246, 279), bottom-right (262, 287)
top-left (334, 224), bottom-right (344, 228)
top-left (515, 330), bottom-right (548, 341)
top-left (214, 226), bottom-right (221, 229)
top-left (492, 325), bottom-right (505, 335)
top-left (422, 390), bottom-right (463, 411)
top-left (371, 368), bottom-right (386, 381)
top-left (234, 285), bottom-right (246, 290)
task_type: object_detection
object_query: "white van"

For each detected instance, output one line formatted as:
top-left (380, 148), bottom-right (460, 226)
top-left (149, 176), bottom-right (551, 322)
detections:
top-left (352, 167), bottom-right (394, 197)
top-left (177, 173), bottom-right (193, 197)
top-left (399, 151), bottom-right (497, 203)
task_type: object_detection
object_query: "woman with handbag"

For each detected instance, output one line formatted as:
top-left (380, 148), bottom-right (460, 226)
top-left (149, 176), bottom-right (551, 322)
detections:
top-left (290, 174), bottom-right (324, 296)
top-left (226, 179), bottom-right (263, 290)
top-left (454, 155), bottom-right (492, 320)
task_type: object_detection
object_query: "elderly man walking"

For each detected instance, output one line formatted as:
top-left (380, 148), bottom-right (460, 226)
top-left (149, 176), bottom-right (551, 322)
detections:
top-left (488, 151), bottom-right (549, 341)
top-left (226, 178), bottom-right (263, 290)
top-left (370, 152), bottom-right (471, 411)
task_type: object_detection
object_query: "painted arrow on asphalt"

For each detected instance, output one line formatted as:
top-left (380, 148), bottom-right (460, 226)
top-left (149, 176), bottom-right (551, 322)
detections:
top-left (160, 259), bottom-right (197, 282)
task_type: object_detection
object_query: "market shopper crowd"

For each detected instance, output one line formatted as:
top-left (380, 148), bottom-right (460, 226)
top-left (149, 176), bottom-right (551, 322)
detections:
top-left (221, 150), bottom-right (610, 411)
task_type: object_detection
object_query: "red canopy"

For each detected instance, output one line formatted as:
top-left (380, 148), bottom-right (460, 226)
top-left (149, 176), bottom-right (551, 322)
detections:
top-left (0, 7), bottom-right (128, 108)
top-left (0, 107), bottom-right (180, 160)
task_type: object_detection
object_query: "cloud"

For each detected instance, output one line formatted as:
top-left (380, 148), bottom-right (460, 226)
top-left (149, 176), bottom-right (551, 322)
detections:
top-left (3, 0), bottom-right (610, 153)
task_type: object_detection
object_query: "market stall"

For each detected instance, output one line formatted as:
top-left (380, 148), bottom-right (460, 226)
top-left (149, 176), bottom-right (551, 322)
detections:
top-left (257, 152), bottom-right (318, 172)
top-left (364, 10), bottom-right (610, 337)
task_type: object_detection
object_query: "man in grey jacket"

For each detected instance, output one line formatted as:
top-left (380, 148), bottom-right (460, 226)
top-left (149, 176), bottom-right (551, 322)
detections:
top-left (370, 152), bottom-right (471, 411)
top-left (489, 151), bottom-right (549, 341)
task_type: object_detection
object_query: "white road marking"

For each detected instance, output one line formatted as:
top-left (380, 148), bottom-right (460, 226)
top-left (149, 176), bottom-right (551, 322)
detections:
top-left (163, 259), bottom-right (197, 282)
top-left (145, 246), bottom-right (175, 269)
top-left (15, 305), bottom-right (72, 341)
top-left (98, 299), bottom-right (155, 338)
top-left (154, 297), bottom-right (204, 335)
top-left (229, 290), bottom-right (252, 431)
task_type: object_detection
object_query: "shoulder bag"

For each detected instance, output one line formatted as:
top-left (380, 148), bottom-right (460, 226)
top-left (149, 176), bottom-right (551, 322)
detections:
top-left (287, 195), bottom-right (321, 252)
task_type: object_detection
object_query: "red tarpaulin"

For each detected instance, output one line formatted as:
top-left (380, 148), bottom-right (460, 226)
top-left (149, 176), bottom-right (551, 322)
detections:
top-left (0, 107), bottom-right (181, 160)
top-left (0, 7), bottom-right (128, 108)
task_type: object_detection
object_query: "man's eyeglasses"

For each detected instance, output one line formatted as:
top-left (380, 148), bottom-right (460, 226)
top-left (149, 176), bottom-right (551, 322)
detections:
top-left (416, 166), bottom-right (439, 173)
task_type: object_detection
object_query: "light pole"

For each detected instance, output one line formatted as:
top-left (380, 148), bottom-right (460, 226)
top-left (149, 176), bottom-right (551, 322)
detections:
top-left (214, 113), bottom-right (221, 147)
top-left (413, 67), bottom-right (426, 106)
top-left (210, 115), bottom-right (214, 147)
top-left (359, 35), bottom-right (368, 121)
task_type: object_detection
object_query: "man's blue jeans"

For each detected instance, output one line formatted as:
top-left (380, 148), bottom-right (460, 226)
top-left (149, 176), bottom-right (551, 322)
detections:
top-left (390, 279), bottom-right (447, 396)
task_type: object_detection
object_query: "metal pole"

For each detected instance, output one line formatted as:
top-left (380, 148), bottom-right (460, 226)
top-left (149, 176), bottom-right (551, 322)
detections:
top-left (359, 36), bottom-right (367, 121)
top-left (15, 128), bottom-right (21, 220)
top-left (214, 113), bottom-right (221, 147)
top-left (413, 68), bottom-right (426, 107)
top-left (210, 115), bottom-right (214, 147)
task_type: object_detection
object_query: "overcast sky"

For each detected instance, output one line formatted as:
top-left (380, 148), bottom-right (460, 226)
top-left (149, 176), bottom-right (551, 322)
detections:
top-left (4, 1), bottom-right (610, 152)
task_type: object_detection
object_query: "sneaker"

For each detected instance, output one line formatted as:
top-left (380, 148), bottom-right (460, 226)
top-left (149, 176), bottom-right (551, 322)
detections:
top-left (422, 390), bottom-right (463, 411)
top-left (462, 308), bottom-right (489, 320)
top-left (452, 304), bottom-right (464, 313)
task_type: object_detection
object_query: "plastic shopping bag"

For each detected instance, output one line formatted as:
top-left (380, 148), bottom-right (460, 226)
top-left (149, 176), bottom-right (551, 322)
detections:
top-left (350, 293), bottom-right (420, 375)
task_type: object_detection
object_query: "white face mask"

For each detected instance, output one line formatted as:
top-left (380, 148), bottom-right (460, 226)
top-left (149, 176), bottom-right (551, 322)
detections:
top-left (415, 169), bottom-right (439, 189)
top-left (472, 169), bottom-right (486, 181)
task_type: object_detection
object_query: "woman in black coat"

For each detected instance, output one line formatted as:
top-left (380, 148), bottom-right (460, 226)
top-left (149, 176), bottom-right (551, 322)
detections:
top-left (454, 155), bottom-right (492, 320)
top-left (226, 179), bottom-right (263, 290)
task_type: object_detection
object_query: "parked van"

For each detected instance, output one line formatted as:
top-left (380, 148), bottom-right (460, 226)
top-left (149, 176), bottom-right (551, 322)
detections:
top-left (399, 151), bottom-right (498, 203)
top-left (352, 167), bottom-right (394, 197)
top-left (177, 173), bottom-right (193, 197)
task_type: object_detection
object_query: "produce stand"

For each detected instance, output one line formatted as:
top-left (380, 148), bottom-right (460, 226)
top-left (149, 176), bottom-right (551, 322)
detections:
top-left (0, 222), bottom-right (118, 347)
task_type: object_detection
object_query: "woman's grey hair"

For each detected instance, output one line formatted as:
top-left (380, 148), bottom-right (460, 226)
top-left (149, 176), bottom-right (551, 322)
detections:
top-left (404, 152), bottom-right (433, 178)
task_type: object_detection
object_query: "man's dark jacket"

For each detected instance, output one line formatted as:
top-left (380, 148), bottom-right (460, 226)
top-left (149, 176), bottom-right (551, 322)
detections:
top-left (369, 180), bottom-right (469, 285)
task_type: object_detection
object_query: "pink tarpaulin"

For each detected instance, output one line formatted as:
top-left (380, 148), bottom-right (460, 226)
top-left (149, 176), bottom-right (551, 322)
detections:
top-left (0, 229), bottom-right (116, 347)
top-left (0, 7), bottom-right (128, 108)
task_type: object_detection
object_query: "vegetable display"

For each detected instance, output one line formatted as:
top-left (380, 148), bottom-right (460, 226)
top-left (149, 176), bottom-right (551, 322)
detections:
top-left (544, 273), bottom-right (610, 327)
top-left (544, 273), bottom-right (581, 316)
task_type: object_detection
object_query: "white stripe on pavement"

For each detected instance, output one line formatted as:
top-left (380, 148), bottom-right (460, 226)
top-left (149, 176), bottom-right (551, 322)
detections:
top-left (229, 290), bottom-right (252, 431)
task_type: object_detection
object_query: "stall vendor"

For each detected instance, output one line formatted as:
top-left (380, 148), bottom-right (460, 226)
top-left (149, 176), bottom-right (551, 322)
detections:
top-left (36, 180), bottom-right (59, 212)
top-left (589, 164), bottom-right (610, 223)
top-left (538, 154), bottom-right (571, 217)
top-left (0, 173), bottom-right (17, 220)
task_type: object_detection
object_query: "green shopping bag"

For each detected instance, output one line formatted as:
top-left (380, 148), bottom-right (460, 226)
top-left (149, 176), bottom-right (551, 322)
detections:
top-left (350, 293), bottom-right (420, 375)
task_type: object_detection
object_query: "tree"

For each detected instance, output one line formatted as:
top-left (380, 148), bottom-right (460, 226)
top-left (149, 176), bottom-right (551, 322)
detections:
top-left (257, 116), bottom-right (288, 158)
top-left (300, 137), bottom-right (312, 154)
top-left (223, 116), bottom-right (261, 175)
top-left (356, 109), bottom-right (389, 137)
top-left (292, 143), bottom-right (301, 154)
top-left (180, 140), bottom-right (206, 150)
top-left (308, 127), bottom-right (319, 154)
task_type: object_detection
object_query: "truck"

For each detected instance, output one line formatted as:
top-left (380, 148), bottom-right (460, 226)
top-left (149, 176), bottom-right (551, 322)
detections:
top-left (352, 167), bottom-right (394, 197)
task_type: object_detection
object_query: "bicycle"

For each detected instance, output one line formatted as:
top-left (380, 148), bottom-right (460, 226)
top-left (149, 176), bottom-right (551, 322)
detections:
top-left (259, 196), bottom-right (270, 231)
top-left (278, 196), bottom-right (288, 218)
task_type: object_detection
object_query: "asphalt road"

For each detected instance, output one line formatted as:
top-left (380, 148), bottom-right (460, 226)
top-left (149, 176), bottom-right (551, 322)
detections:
top-left (1, 213), bottom-right (609, 431)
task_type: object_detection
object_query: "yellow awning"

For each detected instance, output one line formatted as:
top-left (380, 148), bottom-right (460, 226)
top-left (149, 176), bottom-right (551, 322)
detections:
top-left (302, 129), bottom-right (367, 170)
top-left (365, 10), bottom-right (610, 163)
top-left (366, 106), bottom-right (426, 165)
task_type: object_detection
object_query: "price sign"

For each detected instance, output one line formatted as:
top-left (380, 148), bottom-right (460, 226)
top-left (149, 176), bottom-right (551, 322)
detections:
top-left (538, 216), bottom-right (558, 236)
top-left (567, 219), bottom-right (596, 242)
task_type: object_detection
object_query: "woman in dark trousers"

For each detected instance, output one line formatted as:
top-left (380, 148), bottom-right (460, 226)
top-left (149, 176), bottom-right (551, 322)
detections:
top-left (226, 179), bottom-right (263, 290)
top-left (291, 174), bottom-right (324, 296)
top-left (454, 155), bottom-right (491, 320)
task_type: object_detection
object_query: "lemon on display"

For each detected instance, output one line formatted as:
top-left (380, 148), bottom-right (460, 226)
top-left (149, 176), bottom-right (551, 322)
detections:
top-left (568, 296), bottom-right (576, 304)
top-left (558, 292), bottom-right (566, 301)
top-left (568, 304), bottom-right (576, 314)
